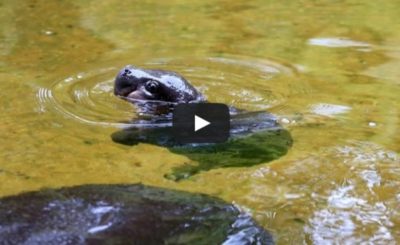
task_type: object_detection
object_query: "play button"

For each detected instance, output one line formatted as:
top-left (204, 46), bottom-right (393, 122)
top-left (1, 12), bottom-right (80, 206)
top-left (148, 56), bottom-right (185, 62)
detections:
top-left (173, 103), bottom-right (230, 143)
top-left (194, 115), bottom-right (210, 132)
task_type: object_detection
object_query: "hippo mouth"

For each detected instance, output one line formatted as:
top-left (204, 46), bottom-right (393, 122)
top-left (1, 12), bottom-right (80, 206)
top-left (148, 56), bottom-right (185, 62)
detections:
top-left (126, 90), bottom-right (154, 100)
top-left (121, 95), bottom-right (179, 106)
top-left (121, 90), bottom-right (203, 105)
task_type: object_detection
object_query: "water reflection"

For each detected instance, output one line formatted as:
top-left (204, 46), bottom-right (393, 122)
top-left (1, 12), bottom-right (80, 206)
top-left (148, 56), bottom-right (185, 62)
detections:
top-left (112, 110), bottom-right (292, 180)
top-left (308, 37), bottom-right (372, 48)
top-left (305, 142), bottom-right (399, 244)
top-left (1, 0), bottom-right (400, 243)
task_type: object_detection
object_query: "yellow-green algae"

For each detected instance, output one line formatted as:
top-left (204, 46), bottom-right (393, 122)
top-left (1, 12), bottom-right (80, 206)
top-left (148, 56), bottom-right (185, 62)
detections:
top-left (0, 0), bottom-right (399, 243)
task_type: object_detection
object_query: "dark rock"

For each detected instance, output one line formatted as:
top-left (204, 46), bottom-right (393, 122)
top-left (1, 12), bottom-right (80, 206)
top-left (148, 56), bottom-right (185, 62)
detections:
top-left (0, 184), bottom-right (273, 245)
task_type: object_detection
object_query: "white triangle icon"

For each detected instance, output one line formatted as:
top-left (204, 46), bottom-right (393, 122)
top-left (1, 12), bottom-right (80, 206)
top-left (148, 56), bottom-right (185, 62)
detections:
top-left (194, 115), bottom-right (210, 132)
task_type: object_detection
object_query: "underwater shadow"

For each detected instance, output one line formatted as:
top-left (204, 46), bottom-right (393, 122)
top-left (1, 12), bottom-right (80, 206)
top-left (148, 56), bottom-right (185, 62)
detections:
top-left (112, 111), bottom-right (293, 180)
top-left (0, 184), bottom-right (273, 244)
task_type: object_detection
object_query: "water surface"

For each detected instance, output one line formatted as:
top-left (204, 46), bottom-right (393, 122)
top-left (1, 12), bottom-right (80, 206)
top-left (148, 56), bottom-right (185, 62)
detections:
top-left (1, 0), bottom-right (399, 243)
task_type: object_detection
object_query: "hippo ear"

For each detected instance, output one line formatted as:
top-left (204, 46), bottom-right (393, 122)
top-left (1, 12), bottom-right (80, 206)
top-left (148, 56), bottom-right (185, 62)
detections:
top-left (144, 80), bottom-right (160, 93)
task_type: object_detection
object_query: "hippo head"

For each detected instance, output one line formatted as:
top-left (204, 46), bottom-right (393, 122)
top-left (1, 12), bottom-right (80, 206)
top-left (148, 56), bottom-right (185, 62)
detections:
top-left (114, 65), bottom-right (204, 104)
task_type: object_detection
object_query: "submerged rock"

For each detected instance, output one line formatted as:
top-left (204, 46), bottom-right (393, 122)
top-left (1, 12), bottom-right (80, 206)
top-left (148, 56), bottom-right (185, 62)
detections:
top-left (0, 184), bottom-right (273, 245)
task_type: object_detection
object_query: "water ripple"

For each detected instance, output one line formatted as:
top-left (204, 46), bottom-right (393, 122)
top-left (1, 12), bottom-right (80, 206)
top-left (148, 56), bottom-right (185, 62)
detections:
top-left (36, 56), bottom-right (301, 127)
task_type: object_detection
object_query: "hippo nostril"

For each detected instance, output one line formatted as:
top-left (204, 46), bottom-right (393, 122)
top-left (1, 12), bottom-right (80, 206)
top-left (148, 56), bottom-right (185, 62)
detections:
top-left (122, 69), bottom-right (132, 77)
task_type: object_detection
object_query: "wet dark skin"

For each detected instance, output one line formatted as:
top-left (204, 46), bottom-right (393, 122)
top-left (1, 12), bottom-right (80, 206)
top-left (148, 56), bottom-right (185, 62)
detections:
top-left (114, 65), bottom-right (204, 104)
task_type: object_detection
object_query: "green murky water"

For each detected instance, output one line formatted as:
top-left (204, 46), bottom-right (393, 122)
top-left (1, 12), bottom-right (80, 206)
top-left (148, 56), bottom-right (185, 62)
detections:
top-left (1, 0), bottom-right (400, 243)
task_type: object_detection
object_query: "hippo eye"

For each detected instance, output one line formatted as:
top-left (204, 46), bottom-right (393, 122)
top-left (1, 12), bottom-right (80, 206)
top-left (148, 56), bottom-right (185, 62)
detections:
top-left (145, 80), bottom-right (159, 93)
